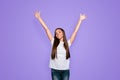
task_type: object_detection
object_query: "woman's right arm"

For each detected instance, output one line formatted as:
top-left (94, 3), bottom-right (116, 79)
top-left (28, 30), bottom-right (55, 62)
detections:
top-left (34, 11), bottom-right (53, 41)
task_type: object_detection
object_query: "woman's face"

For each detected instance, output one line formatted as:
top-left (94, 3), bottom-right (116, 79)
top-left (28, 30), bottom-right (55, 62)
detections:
top-left (55, 29), bottom-right (63, 40)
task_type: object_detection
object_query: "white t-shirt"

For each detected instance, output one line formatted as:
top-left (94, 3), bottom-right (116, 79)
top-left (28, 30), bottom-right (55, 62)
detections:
top-left (49, 38), bottom-right (71, 70)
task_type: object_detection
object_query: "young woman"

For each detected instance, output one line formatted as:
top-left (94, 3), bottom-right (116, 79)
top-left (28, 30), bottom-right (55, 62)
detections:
top-left (34, 11), bottom-right (86, 80)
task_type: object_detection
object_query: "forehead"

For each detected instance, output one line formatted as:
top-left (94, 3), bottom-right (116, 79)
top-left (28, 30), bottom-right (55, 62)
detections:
top-left (56, 29), bottom-right (62, 32)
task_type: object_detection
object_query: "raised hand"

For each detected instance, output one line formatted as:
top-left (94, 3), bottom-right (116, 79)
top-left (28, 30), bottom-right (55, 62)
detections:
top-left (80, 14), bottom-right (87, 21)
top-left (34, 11), bottom-right (53, 41)
top-left (34, 11), bottom-right (40, 19)
top-left (70, 13), bottom-right (87, 44)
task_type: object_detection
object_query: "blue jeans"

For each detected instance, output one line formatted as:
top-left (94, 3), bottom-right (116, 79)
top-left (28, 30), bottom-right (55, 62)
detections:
top-left (51, 68), bottom-right (70, 80)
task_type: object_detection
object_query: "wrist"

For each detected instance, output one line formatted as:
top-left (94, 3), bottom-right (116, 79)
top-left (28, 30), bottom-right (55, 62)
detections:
top-left (79, 19), bottom-right (83, 22)
top-left (37, 17), bottom-right (41, 20)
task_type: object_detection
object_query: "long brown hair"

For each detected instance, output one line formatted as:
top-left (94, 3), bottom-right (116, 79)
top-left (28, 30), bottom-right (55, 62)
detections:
top-left (51, 28), bottom-right (70, 59)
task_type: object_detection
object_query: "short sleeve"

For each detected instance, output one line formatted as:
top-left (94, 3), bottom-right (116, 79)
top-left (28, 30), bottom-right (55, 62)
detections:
top-left (51, 38), bottom-right (54, 45)
top-left (68, 39), bottom-right (71, 47)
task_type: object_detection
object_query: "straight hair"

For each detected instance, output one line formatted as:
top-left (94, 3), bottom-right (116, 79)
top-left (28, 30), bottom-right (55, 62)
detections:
top-left (51, 28), bottom-right (70, 59)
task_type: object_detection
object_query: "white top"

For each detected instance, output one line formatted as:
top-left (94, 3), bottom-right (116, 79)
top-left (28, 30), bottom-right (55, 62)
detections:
top-left (49, 38), bottom-right (71, 70)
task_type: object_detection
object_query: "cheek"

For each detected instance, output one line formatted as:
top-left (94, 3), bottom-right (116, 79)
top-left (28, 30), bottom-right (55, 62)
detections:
top-left (61, 33), bottom-right (63, 36)
top-left (59, 33), bottom-right (62, 37)
top-left (56, 32), bottom-right (63, 38)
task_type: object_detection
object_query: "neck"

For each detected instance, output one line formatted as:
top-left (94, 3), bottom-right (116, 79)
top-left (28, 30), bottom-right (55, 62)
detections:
top-left (60, 38), bottom-right (63, 41)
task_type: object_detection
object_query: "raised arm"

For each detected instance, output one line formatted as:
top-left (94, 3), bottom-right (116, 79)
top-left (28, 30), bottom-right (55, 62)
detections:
top-left (70, 14), bottom-right (87, 44)
top-left (34, 11), bottom-right (53, 41)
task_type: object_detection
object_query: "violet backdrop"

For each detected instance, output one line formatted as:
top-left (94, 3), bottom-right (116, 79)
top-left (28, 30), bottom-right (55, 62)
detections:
top-left (0, 0), bottom-right (120, 80)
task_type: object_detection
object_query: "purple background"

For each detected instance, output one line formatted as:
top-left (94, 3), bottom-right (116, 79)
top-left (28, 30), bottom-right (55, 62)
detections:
top-left (0, 0), bottom-right (120, 80)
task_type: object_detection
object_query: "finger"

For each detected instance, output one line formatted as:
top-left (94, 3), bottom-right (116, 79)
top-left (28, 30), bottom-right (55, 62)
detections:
top-left (39, 11), bottom-right (41, 15)
top-left (84, 15), bottom-right (87, 19)
top-left (34, 11), bottom-right (37, 15)
top-left (80, 13), bottom-right (81, 16)
top-left (84, 14), bottom-right (87, 18)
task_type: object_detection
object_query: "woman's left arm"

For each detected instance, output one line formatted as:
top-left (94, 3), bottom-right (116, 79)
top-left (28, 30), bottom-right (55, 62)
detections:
top-left (70, 14), bottom-right (87, 44)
